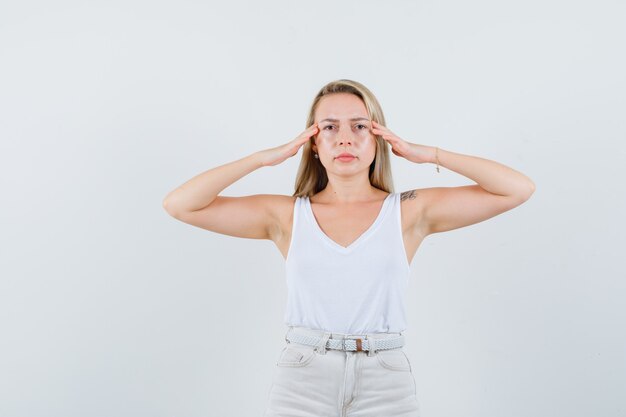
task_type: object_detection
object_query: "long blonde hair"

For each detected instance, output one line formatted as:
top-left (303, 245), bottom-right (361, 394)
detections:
top-left (293, 79), bottom-right (394, 198)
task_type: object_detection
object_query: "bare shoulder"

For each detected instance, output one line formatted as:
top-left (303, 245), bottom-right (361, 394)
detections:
top-left (400, 187), bottom-right (449, 209)
top-left (399, 189), bottom-right (422, 203)
top-left (218, 193), bottom-right (296, 241)
top-left (399, 188), bottom-right (432, 236)
top-left (266, 194), bottom-right (298, 240)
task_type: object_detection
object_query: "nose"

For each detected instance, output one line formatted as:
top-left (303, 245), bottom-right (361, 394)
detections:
top-left (337, 125), bottom-right (353, 145)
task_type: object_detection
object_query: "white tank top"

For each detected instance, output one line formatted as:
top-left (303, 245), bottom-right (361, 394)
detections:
top-left (284, 192), bottom-right (411, 334)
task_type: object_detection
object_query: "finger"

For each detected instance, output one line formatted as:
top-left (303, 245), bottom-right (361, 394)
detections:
top-left (371, 125), bottom-right (391, 134)
top-left (375, 126), bottom-right (394, 137)
top-left (298, 130), bottom-right (316, 142)
top-left (303, 124), bottom-right (318, 136)
top-left (376, 130), bottom-right (395, 137)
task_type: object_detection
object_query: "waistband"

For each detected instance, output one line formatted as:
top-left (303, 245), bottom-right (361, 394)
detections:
top-left (285, 325), bottom-right (405, 356)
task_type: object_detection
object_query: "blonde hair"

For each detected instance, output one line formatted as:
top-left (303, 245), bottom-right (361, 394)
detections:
top-left (293, 79), bottom-right (395, 198)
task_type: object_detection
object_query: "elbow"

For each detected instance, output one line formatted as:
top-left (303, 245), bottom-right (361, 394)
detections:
top-left (526, 178), bottom-right (536, 198)
top-left (505, 179), bottom-right (536, 206)
top-left (162, 188), bottom-right (185, 215)
top-left (518, 179), bottom-right (536, 203)
top-left (162, 198), bottom-right (180, 217)
top-left (162, 195), bottom-right (171, 211)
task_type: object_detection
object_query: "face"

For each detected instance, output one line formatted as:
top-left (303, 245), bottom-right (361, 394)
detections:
top-left (312, 93), bottom-right (377, 174)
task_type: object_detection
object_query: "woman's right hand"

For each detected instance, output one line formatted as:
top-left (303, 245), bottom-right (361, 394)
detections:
top-left (257, 124), bottom-right (319, 167)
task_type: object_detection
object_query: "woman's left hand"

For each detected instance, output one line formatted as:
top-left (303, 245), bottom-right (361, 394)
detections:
top-left (371, 120), bottom-right (434, 164)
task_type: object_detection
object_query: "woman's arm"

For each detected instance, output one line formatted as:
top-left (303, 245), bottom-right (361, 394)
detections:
top-left (162, 124), bottom-right (318, 240)
top-left (418, 147), bottom-right (535, 235)
top-left (433, 147), bottom-right (535, 199)
top-left (371, 120), bottom-right (535, 236)
top-left (418, 147), bottom-right (535, 234)
top-left (162, 152), bottom-right (264, 215)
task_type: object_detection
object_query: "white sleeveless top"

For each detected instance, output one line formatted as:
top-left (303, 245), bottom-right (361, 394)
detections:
top-left (284, 192), bottom-right (411, 334)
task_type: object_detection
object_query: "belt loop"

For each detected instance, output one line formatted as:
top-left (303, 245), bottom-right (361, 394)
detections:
top-left (315, 331), bottom-right (331, 355)
top-left (366, 335), bottom-right (376, 357)
top-left (285, 326), bottom-right (292, 344)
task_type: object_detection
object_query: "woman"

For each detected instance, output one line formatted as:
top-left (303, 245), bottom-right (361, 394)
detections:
top-left (162, 79), bottom-right (535, 417)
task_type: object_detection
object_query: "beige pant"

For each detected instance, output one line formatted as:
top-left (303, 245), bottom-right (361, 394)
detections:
top-left (263, 325), bottom-right (422, 417)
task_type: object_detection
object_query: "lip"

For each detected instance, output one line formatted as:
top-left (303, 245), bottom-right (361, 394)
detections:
top-left (335, 153), bottom-right (355, 159)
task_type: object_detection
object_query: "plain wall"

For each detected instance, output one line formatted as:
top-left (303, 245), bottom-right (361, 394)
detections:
top-left (1, 0), bottom-right (624, 416)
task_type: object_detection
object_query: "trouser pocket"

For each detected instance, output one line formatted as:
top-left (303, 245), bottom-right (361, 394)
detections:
top-left (375, 348), bottom-right (412, 371)
top-left (276, 344), bottom-right (318, 368)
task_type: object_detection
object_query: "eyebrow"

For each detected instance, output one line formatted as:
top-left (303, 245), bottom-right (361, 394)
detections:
top-left (318, 117), bottom-right (370, 123)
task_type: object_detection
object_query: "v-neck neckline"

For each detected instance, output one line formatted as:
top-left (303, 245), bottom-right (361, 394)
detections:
top-left (304, 193), bottom-right (394, 253)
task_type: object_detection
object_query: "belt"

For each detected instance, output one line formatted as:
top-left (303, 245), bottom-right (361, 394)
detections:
top-left (286, 330), bottom-right (404, 352)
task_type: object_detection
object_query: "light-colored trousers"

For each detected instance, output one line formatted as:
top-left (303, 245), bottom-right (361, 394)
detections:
top-left (263, 325), bottom-right (422, 417)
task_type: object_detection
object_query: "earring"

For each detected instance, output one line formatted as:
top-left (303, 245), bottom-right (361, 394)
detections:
top-left (314, 153), bottom-right (319, 159)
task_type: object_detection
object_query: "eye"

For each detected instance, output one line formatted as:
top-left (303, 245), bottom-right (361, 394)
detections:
top-left (356, 124), bottom-right (368, 130)
top-left (323, 125), bottom-right (335, 130)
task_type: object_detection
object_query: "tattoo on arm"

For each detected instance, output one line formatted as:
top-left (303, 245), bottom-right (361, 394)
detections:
top-left (400, 190), bottom-right (418, 201)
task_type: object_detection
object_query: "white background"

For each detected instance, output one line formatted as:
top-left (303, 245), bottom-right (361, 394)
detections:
top-left (1, 1), bottom-right (624, 416)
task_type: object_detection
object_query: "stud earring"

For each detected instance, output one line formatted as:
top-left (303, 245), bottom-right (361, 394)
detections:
top-left (314, 153), bottom-right (319, 159)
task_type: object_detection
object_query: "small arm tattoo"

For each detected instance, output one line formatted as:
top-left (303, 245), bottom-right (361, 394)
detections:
top-left (400, 190), bottom-right (418, 201)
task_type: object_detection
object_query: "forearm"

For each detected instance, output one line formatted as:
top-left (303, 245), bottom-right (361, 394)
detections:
top-left (431, 146), bottom-right (535, 198)
top-left (162, 151), bottom-right (264, 214)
